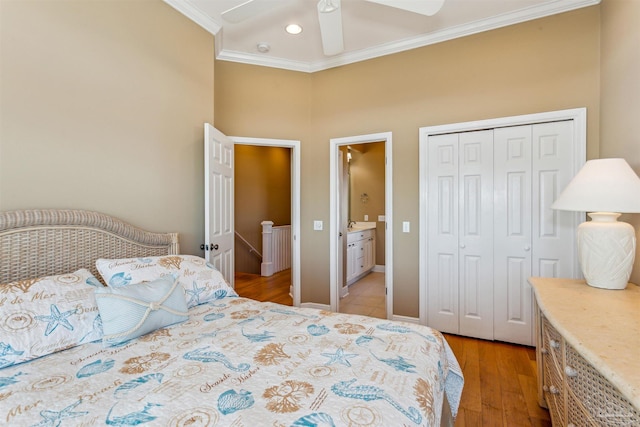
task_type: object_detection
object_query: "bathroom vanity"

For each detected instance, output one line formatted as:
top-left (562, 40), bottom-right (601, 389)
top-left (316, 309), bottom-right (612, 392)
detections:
top-left (346, 223), bottom-right (376, 285)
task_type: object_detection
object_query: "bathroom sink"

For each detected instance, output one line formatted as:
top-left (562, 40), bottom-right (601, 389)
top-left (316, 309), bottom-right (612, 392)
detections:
top-left (347, 222), bottom-right (376, 232)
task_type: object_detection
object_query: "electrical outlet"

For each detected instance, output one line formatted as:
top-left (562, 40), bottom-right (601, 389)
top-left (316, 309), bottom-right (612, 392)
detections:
top-left (364, 215), bottom-right (368, 221)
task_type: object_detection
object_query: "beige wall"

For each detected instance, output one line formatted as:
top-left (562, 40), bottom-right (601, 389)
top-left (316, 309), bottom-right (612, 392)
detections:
top-left (0, 0), bottom-right (214, 255)
top-left (235, 145), bottom-right (291, 274)
top-left (215, 6), bottom-right (601, 315)
top-left (349, 142), bottom-right (385, 265)
top-left (213, 62), bottom-right (322, 297)
top-left (6, 1), bottom-right (634, 314)
top-left (600, 0), bottom-right (640, 285)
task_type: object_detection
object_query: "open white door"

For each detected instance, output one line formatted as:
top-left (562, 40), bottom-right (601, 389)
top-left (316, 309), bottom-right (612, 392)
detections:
top-left (204, 123), bottom-right (234, 286)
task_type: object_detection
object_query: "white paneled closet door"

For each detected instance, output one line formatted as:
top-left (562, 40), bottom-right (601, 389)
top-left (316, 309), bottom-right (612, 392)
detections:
top-left (531, 121), bottom-right (576, 280)
top-left (493, 125), bottom-right (533, 345)
top-left (493, 121), bottom-right (575, 346)
top-left (458, 131), bottom-right (494, 340)
top-left (427, 133), bottom-right (459, 335)
top-left (427, 130), bottom-right (494, 340)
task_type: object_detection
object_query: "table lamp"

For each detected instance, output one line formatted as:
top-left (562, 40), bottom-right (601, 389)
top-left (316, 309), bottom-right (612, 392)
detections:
top-left (551, 158), bottom-right (640, 289)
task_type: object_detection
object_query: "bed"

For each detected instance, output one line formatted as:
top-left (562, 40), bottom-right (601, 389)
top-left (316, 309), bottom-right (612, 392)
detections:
top-left (0, 209), bottom-right (463, 426)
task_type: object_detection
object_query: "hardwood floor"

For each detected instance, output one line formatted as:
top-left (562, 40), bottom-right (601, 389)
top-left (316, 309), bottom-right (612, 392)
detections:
top-left (234, 270), bottom-right (551, 427)
top-left (445, 334), bottom-right (551, 427)
top-left (234, 269), bottom-right (293, 306)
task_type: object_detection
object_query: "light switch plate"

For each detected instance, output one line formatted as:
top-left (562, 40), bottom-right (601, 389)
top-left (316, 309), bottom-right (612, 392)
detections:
top-left (378, 215), bottom-right (385, 222)
top-left (402, 221), bottom-right (410, 233)
top-left (364, 215), bottom-right (368, 221)
top-left (313, 220), bottom-right (323, 231)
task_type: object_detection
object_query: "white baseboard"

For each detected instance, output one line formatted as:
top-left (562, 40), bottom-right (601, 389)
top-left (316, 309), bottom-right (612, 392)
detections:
top-left (340, 286), bottom-right (349, 299)
top-left (391, 314), bottom-right (420, 324)
top-left (373, 265), bottom-right (385, 273)
top-left (300, 302), bottom-right (331, 311)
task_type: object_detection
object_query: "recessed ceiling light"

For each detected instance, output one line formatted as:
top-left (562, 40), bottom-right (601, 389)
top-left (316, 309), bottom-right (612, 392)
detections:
top-left (285, 24), bottom-right (303, 35)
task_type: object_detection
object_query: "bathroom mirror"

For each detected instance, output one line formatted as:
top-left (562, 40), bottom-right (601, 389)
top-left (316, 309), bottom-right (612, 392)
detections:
top-left (346, 142), bottom-right (385, 225)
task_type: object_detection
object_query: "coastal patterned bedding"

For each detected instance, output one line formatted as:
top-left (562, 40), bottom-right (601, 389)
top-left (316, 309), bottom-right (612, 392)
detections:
top-left (0, 210), bottom-right (463, 427)
top-left (0, 296), bottom-right (462, 426)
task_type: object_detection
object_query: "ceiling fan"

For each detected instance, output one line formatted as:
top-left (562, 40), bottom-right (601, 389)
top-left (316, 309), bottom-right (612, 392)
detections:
top-left (221, 0), bottom-right (446, 56)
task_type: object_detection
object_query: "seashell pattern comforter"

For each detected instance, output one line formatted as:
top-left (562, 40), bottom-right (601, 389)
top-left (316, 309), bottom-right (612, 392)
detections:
top-left (0, 297), bottom-right (463, 426)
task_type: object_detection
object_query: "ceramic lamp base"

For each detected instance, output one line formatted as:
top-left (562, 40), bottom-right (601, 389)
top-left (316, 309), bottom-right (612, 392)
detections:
top-left (577, 212), bottom-right (635, 290)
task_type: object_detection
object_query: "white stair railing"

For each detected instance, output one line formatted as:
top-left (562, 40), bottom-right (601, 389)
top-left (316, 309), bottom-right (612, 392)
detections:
top-left (261, 221), bottom-right (291, 276)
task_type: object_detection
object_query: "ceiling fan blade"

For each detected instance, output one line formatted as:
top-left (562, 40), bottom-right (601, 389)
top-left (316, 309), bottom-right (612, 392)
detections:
top-left (365, 0), bottom-right (445, 17)
top-left (222, 0), bottom-right (273, 24)
top-left (317, 0), bottom-right (344, 56)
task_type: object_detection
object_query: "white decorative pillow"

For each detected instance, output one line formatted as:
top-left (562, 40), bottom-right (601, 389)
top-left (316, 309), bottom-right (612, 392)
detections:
top-left (94, 274), bottom-right (188, 346)
top-left (0, 269), bottom-right (103, 369)
top-left (95, 255), bottom-right (237, 308)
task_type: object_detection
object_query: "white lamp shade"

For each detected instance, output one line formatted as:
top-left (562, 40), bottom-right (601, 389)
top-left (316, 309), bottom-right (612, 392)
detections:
top-left (551, 158), bottom-right (640, 213)
top-left (551, 158), bottom-right (640, 290)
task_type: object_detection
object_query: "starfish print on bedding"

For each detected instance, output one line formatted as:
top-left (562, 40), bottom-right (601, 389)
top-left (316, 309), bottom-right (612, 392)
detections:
top-left (185, 281), bottom-right (206, 306)
top-left (34, 304), bottom-right (76, 336)
top-left (32, 399), bottom-right (88, 427)
top-left (321, 347), bottom-right (358, 367)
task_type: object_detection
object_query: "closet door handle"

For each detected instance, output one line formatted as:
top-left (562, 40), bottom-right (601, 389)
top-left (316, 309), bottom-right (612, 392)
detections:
top-left (524, 245), bottom-right (531, 251)
top-left (459, 243), bottom-right (466, 249)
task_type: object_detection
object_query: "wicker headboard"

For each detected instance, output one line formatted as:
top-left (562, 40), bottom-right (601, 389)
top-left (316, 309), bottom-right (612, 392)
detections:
top-left (0, 209), bottom-right (179, 284)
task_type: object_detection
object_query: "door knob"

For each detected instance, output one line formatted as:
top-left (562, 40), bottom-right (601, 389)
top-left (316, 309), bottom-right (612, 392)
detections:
top-left (212, 244), bottom-right (219, 251)
top-left (460, 243), bottom-right (466, 249)
top-left (524, 245), bottom-right (531, 251)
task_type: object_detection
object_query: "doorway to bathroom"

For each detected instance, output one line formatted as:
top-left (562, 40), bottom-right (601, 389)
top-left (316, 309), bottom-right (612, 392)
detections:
top-left (329, 132), bottom-right (393, 319)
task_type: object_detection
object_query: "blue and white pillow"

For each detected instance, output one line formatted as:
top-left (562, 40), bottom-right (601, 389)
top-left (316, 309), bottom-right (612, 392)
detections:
top-left (94, 274), bottom-right (189, 346)
top-left (0, 269), bottom-right (103, 369)
top-left (95, 255), bottom-right (237, 308)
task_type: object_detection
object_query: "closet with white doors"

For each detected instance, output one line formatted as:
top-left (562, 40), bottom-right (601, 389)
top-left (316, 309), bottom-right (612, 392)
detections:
top-left (422, 116), bottom-right (582, 346)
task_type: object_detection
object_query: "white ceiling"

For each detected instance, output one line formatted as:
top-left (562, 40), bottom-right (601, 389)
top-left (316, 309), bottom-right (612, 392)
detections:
top-left (164, 0), bottom-right (599, 73)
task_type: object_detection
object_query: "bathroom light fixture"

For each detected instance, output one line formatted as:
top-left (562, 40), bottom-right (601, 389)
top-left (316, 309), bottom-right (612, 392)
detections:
top-left (551, 158), bottom-right (640, 290)
top-left (285, 24), bottom-right (303, 35)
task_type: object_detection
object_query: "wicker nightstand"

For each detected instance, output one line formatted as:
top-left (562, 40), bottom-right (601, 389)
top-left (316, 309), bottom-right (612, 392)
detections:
top-left (530, 277), bottom-right (640, 426)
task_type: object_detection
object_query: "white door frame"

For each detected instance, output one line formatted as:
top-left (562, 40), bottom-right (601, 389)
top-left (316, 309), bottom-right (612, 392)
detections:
top-left (418, 108), bottom-right (586, 325)
top-left (330, 132), bottom-right (393, 317)
top-left (232, 136), bottom-right (301, 307)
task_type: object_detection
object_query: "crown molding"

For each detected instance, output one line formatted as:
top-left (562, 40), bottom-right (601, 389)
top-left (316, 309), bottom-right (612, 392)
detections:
top-left (165, 0), bottom-right (600, 73)
top-left (163, 0), bottom-right (221, 35)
